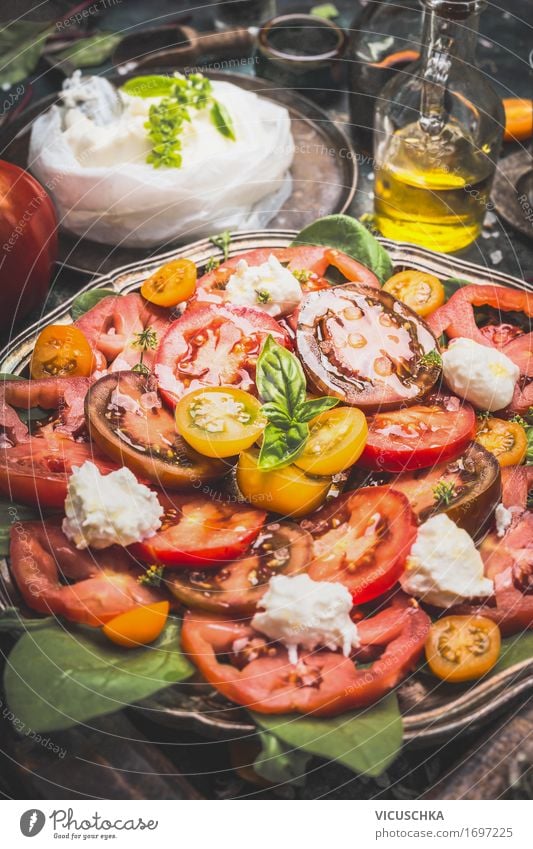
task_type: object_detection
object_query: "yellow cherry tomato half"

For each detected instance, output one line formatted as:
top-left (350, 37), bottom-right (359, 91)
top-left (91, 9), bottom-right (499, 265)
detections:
top-left (141, 258), bottom-right (197, 307)
top-left (102, 601), bottom-right (170, 649)
top-left (425, 615), bottom-right (501, 683)
top-left (475, 417), bottom-right (528, 467)
top-left (237, 448), bottom-right (331, 518)
top-left (294, 407), bottom-right (368, 476)
top-left (30, 324), bottom-right (95, 379)
top-left (383, 270), bottom-right (445, 317)
top-left (176, 387), bottom-right (266, 459)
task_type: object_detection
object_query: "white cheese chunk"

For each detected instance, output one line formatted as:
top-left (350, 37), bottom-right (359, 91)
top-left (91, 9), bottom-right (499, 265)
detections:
top-left (441, 337), bottom-right (519, 412)
top-left (495, 502), bottom-right (513, 538)
top-left (225, 254), bottom-right (302, 317)
top-left (401, 513), bottom-right (493, 607)
top-left (62, 461), bottom-right (163, 550)
top-left (251, 573), bottom-right (359, 664)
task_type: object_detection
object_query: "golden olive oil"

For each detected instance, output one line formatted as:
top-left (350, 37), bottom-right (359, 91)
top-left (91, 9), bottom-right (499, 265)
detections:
top-left (374, 121), bottom-right (495, 252)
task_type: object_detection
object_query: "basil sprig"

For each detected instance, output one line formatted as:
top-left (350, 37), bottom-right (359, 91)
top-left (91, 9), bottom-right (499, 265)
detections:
top-left (256, 336), bottom-right (338, 470)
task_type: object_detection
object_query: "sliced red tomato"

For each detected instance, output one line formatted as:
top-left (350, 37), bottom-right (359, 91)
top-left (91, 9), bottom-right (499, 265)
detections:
top-left (10, 519), bottom-right (161, 625)
top-left (360, 393), bottom-right (476, 472)
top-left (75, 292), bottom-right (170, 371)
top-left (130, 493), bottom-right (266, 568)
top-left (304, 486), bottom-right (417, 603)
top-left (155, 303), bottom-right (291, 407)
top-left (2, 375), bottom-right (93, 439)
top-left (500, 465), bottom-right (533, 510)
top-left (181, 593), bottom-right (430, 716)
top-left (0, 435), bottom-right (119, 508)
top-left (195, 245), bottom-right (380, 308)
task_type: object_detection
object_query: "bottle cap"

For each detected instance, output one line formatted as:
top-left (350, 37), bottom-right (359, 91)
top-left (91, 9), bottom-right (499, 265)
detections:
top-left (421, 0), bottom-right (486, 19)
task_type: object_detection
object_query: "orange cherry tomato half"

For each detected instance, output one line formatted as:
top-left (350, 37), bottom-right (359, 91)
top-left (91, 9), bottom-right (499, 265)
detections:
top-left (475, 417), bottom-right (528, 467)
top-left (141, 258), bottom-right (197, 307)
top-left (503, 98), bottom-right (533, 143)
top-left (102, 601), bottom-right (170, 649)
top-left (383, 270), bottom-right (445, 317)
top-left (425, 616), bottom-right (501, 682)
top-left (30, 324), bottom-right (95, 379)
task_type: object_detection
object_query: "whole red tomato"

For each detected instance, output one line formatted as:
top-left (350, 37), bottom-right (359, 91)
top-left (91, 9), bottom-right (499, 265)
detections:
top-left (0, 160), bottom-right (58, 334)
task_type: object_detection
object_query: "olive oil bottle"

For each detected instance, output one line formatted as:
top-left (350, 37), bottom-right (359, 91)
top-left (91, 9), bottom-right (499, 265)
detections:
top-left (373, 0), bottom-right (504, 252)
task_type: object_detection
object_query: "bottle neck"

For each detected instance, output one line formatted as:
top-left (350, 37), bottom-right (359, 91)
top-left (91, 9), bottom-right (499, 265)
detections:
top-left (420, 6), bottom-right (480, 64)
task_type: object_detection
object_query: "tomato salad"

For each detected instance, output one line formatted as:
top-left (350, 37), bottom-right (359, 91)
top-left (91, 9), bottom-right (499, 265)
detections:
top-left (2, 231), bottom-right (533, 725)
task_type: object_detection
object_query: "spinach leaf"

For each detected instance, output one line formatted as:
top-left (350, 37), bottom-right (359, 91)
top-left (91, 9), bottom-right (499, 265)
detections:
top-left (253, 730), bottom-right (311, 786)
top-left (3, 617), bottom-right (194, 733)
top-left (70, 288), bottom-right (116, 320)
top-left (292, 214), bottom-right (393, 284)
top-left (0, 499), bottom-right (38, 557)
top-left (0, 607), bottom-right (54, 634)
top-left (56, 33), bottom-right (123, 68)
top-left (493, 632), bottom-right (533, 674)
top-left (0, 21), bottom-right (52, 87)
top-left (120, 75), bottom-right (176, 99)
top-left (442, 277), bottom-right (471, 300)
top-left (252, 693), bottom-right (402, 778)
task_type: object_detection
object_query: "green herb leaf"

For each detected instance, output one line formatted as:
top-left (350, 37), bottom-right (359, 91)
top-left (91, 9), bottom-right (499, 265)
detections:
top-left (70, 288), bottom-right (116, 321)
top-left (210, 100), bottom-right (236, 141)
top-left (258, 421), bottom-right (308, 470)
top-left (419, 349), bottom-right (442, 369)
top-left (56, 32), bottom-right (123, 68)
top-left (253, 730), bottom-right (311, 786)
top-left (256, 335), bottom-right (306, 416)
top-left (121, 74), bottom-right (176, 99)
top-left (3, 618), bottom-right (194, 733)
top-left (209, 230), bottom-right (232, 261)
top-left (310, 3), bottom-right (339, 19)
top-left (204, 256), bottom-right (220, 272)
top-left (292, 214), bottom-right (393, 284)
top-left (297, 396), bottom-right (339, 423)
top-left (138, 565), bottom-right (165, 588)
top-left (432, 480), bottom-right (457, 507)
top-left (0, 499), bottom-right (38, 558)
top-left (0, 21), bottom-right (52, 87)
top-left (491, 632), bottom-right (533, 674)
top-left (252, 693), bottom-right (402, 778)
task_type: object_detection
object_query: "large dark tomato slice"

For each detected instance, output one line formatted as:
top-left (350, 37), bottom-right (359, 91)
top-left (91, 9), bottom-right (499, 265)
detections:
top-left (196, 245), bottom-right (380, 307)
top-left (168, 522), bottom-right (312, 614)
top-left (0, 434), bottom-right (119, 508)
top-left (10, 519), bottom-right (161, 625)
top-left (389, 442), bottom-right (501, 540)
top-left (155, 303), bottom-right (291, 407)
top-left (181, 593), bottom-right (430, 716)
top-left (85, 371), bottom-right (226, 488)
top-left (303, 486), bottom-right (417, 603)
top-left (130, 492), bottom-right (266, 568)
top-left (296, 284), bottom-right (440, 411)
top-left (360, 393), bottom-right (476, 472)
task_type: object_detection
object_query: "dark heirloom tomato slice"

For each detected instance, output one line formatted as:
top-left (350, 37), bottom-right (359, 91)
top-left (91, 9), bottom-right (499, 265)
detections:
top-left (155, 303), bottom-right (291, 407)
top-left (181, 594), bottom-right (430, 716)
top-left (195, 245), bottom-right (380, 305)
top-left (303, 486), bottom-right (417, 603)
top-left (85, 371), bottom-right (226, 489)
top-left (131, 492), bottom-right (266, 568)
top-left (389, 442), bottom-right (501, 540)
top-left (296, 285), bottom-right (440, 411)
top-left (360, 393), bottom-right (476, 472)
top-left (168, 522), bottom-right (313, 614)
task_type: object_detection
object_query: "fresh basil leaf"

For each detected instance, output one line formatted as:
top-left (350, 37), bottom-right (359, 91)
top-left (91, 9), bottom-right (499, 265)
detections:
top-left (260, 401), bottom-right (292, 427)
top-left (0, 499), bottom-right (38, 558)
top-left (252, 693), bottom-right (402, 778)
top-left (0, 607), bottom-right (55, 634)
top-left (253, 730), bottom-right (311, 786)
top-left (257, 336), bottom-right (306, 417)
top-left (298, 396), bottom-right (339, 423)
top-left (70, 288), bottom-right (116, 320)
top-left (3, 617), bottom-right (194, 733)
top-left (56, 32), bottom-right (123, 68)
top-left (210, 100), bottom-right (236, 141)
top-left (292, 214), bottom-right (393, 284)
top-left (258, 421), bottom-right (308, 470)
top-left (120, 75), bottom-right (176, 98)
top-left (0, 21), bottom-right (52, 87)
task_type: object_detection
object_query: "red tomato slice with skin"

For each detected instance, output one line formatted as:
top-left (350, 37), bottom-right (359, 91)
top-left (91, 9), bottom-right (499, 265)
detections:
top-left (130, 493), bottom-right (267, 568)
top-left (195, 245), bottom-right (380, 307)
top-left (155, 303), bottom-right (291, 407)
top-left (359, 393), bottom-right (476, 472)
top-left (304, 486), bottom-right (417, 603)
top-left (181, 593), bottom-right (430, 716)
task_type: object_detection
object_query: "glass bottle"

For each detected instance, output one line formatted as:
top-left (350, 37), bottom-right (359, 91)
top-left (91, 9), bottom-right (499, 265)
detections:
top-left (373, 0), bottom-right (504, 252)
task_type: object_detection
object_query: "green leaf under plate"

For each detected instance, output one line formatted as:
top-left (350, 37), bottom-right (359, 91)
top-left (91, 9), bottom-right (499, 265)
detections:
top-left (252, 693), bottom-right (402, 778)
top-left (292, 214), bottom-right (394, 284)
top-left (0, 21), bottom-right (52, 87)
top-left (70, 288), bottom-right (116, 320)
top-left (0, 499), bottom-right (38, 558)
top-left (3, 617), bottom-right (194, 733)
top-left (253, 729), bottom-right (311, 786)
top-left (493, 632), bottom-right (533, 674)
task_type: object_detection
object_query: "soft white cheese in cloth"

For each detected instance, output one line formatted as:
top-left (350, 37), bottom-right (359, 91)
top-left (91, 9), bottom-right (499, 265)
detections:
top-left (251, 573), bottom-right (360, 665)
top-left (62, 461), bottom-right (163, 550)
top-left (441, 337), bottom-right (519, 412)
top-left (401, 513), bottom-right (493, 607)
